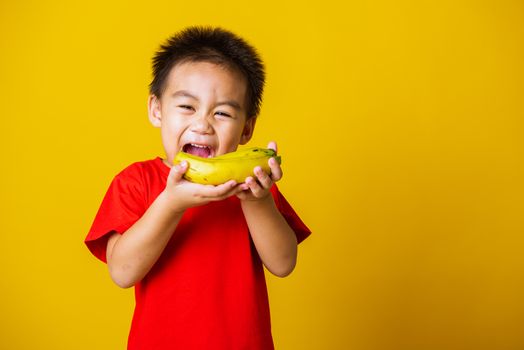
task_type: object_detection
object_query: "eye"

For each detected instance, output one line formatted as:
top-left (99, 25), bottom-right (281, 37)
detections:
top-left (178, 105), bottom-right (194, 111)
top-left (215, 111), bottom-right (232, 118)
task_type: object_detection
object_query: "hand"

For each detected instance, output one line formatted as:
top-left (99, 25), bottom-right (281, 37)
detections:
top-left (237, 141), bottom-right (283, 202)
top-left (163, 160), bottom-right (243, 213)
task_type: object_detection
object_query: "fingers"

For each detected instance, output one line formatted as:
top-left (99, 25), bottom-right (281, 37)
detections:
top-left (244, 176), bottom-right (267, 198)
top-left (241, 165), bottom-right (275, 197)
top-left (267, 141), bottom-right (277, 153)
top-left (268, 157), bottom-right (282, 181)
top-left (254, 166), bottom-right (273, 189)
top-left (168, 161), bottom-right (188, 184)
top-left (198, 180), bottom-right (241, 201)
top-left (237, 150), bottom-right (283, 199)
top-left (266, 141), bottom-right (281, 181)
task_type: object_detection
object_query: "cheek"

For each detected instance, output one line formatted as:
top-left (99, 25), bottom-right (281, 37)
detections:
top-left (161, 120), bottom-right (185, 147)
top-left (219, 124), bottom-right (245, 148)
top-left (162, 115), bottom-right (184, 135)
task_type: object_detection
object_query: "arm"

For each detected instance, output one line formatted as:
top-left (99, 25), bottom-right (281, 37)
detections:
top-left (241, 195), bottom-right (298, 277)
top-left (107, 161), bottom-right (243, 288)
top-left (237, 142), bottom-right (298, 277)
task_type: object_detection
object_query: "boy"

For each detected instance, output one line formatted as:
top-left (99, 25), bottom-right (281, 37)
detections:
top-left (85, 26), bottom-right (311, 349)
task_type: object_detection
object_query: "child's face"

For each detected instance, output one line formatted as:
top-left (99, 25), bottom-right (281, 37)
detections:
top-left (148, 61), bottom-right (255, 166)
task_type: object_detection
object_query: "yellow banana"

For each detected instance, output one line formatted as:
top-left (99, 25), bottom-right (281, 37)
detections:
top-left (173, 147), bottom-right (281, 185)
top-left (213, 147), bottom-right (276, 160)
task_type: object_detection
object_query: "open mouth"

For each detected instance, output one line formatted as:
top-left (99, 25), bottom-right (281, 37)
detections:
top-left (182, 143), bottom-right (214, 158)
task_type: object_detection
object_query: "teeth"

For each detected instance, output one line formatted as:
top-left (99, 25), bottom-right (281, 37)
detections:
top-left (190, 143), bottom-right (209, 149)
top-left (187, 143), bottom-right (213, 158)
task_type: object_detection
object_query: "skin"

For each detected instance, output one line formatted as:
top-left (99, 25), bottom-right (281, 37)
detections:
top-left (106, 61), bottom-right (298, 288)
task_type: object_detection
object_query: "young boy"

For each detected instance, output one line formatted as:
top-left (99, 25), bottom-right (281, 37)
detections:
top-left (85, 26), bottom-right (311, 349)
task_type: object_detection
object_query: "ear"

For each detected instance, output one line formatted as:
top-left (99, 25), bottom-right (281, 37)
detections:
top-left (148, 94), bottom-right (162, 128)
top-left (240, 117), bottom-right (257, 145)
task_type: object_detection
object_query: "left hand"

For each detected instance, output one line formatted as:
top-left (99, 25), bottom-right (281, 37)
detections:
top-left (237, 141), bottom-right (283, 202)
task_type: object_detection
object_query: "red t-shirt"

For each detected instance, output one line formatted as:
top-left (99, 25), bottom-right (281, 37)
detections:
top-left (85, 157), bottom-right (311, 349)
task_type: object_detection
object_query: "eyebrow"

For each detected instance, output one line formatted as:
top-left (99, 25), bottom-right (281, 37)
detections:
top-left (171, 90), bottom-right (197, 100)
top-left (171, 90), bottom-right (242, 110)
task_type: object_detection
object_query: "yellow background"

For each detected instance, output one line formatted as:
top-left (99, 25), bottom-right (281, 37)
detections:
top-left (1, 0), bottom-right (523, 349)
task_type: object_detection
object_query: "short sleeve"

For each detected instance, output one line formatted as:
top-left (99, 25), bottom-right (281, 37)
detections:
top-left (84, 165), bottom-right (147, 263)
top-left (271, 185), bottom-right (311, 244)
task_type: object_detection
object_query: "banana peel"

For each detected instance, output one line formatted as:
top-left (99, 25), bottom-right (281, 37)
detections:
top-left (173, 147), bottom-right (281, 185)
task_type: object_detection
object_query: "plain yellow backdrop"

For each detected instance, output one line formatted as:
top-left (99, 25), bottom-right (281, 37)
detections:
top-left (1, 0), bottom-right (523, 349)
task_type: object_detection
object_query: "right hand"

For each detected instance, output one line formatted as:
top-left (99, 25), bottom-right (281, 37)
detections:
top-left (163, 160), bottom-right (243, 213)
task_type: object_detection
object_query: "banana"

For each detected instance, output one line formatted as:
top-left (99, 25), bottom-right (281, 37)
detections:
top-left (173, 147), bottom-right (281, 185)
top-left (213, 147), bottom-right (277, 160)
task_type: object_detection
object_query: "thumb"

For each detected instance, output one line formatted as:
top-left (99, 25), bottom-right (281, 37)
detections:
top-left (168, 161), bottom-right (188, 183)
top-left (267, 141), bottom-right (277, 153)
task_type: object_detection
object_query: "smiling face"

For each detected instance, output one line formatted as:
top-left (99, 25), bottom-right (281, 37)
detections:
top-left (148, 60), bottom-right (256, 166)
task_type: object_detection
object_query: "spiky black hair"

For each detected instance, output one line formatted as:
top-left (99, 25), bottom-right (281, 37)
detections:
top-left (149, 26), bottom-right (265, 119)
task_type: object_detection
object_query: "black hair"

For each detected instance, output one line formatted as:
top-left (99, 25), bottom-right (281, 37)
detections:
top-left (149, 26), bottom-right (265, 119)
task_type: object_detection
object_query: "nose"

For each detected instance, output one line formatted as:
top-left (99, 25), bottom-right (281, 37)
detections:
top-left (190, 114), bottom-right (213, 135)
